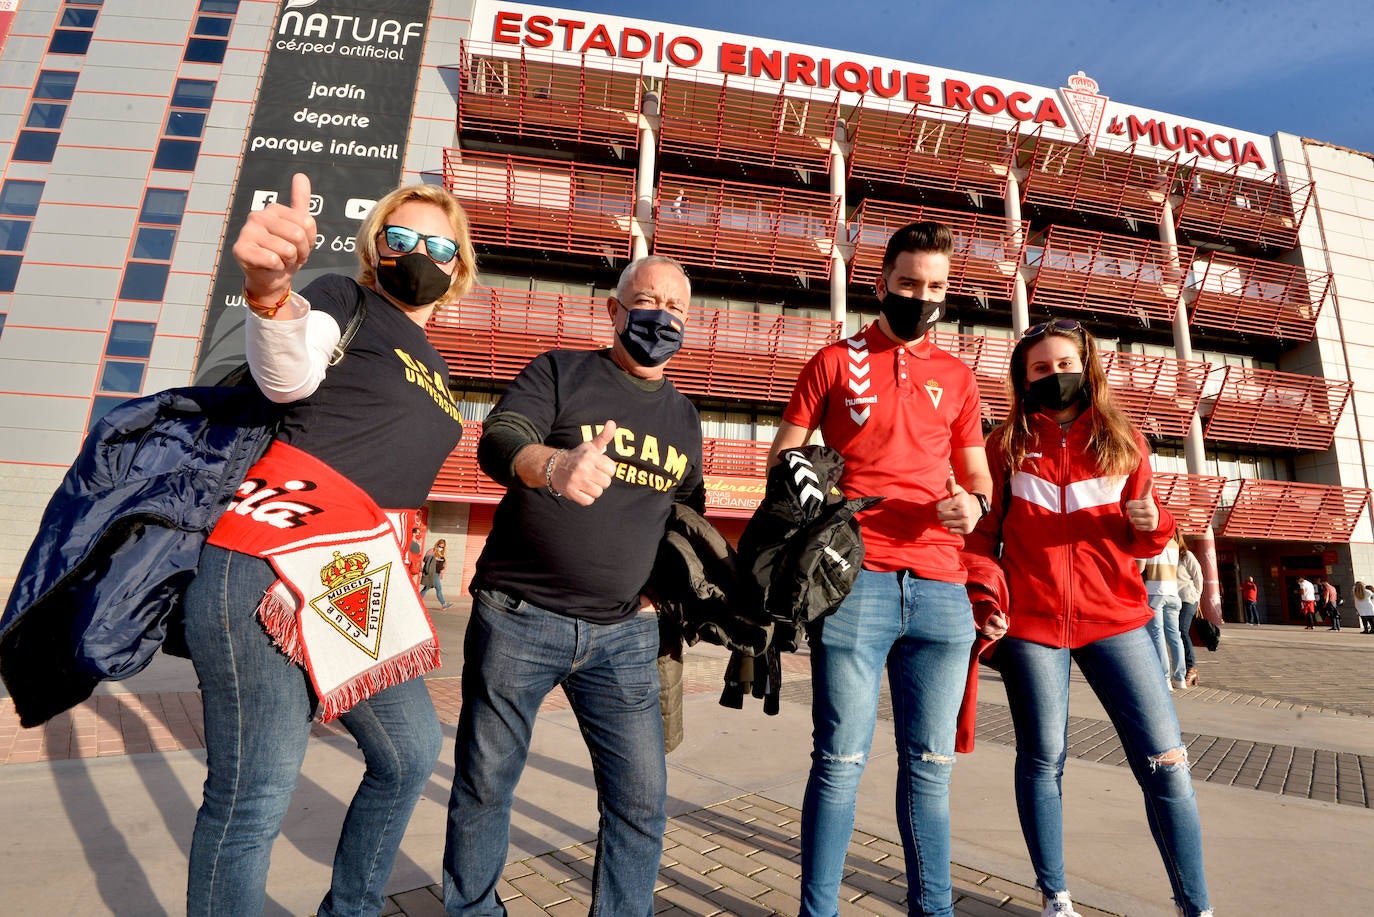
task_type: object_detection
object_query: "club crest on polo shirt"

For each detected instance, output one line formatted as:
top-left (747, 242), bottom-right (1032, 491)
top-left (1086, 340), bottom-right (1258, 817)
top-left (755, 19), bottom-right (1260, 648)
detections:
top-left (924, 378), bottom-right (944, 409)
top-left (310, 549), bottom-right (389, 658)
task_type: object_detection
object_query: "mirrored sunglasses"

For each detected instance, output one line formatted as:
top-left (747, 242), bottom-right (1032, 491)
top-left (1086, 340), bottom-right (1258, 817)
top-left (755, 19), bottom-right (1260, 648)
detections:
top-left (1023, 318), bottom-right (1083, 339)
top-left (381, 225), bottom-right (459, 264)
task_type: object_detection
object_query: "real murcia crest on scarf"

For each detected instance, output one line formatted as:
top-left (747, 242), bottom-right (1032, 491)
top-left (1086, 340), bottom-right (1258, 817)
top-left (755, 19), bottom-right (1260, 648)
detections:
top-left (309, 549), bottom-right (390, 658)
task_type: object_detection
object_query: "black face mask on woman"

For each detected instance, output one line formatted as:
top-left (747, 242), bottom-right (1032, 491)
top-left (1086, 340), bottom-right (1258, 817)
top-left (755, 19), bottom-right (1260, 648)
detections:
top-left (617, 305), bottom-right (684, 367)
top-left (377, 251), bottom-right (452, 307)
top-left (878, 292), bottom-right (943, 342)
top-left (1026, 371), bottom-right (1088, 412)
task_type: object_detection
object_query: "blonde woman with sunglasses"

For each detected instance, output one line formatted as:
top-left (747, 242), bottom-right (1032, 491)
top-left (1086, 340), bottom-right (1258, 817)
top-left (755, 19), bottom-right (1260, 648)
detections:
top-left (963, 319), bottom-right (1215, 917)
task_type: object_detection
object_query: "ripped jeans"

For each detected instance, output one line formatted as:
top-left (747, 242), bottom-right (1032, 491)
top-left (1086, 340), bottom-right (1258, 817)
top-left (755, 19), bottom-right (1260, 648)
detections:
top-left (998, 627), bottom-right (1211, 917)
top-left (800, 569), bottom-right (974, 917)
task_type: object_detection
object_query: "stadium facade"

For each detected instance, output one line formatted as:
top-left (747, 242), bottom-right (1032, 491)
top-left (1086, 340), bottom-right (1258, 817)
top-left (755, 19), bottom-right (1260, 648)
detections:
top-left (1, 0), bottom-right (1372, 625)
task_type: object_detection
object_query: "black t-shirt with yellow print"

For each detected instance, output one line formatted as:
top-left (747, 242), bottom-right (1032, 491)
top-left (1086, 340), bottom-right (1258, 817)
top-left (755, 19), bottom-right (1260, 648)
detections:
top-left (275, 272), bottom-right (463, 510)
top-left (473, 348), bottom-right (705, 623)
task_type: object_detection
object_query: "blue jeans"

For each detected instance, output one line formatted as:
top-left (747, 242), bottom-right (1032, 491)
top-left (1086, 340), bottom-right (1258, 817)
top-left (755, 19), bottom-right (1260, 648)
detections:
top-left (800, 569), bottom-right (975, 917)
top-left (1178, 601), bottom-right (1198, 670)
top-left (998, 627), bottom-right (1211, 916)
top-left (1244, 600), bottom-right (1260, 625)
top-left (421, 578), bottom-right (448, 606)
top-left (1147, 593), bottom-right (1185, 684)
top-left (183, 544), bottom-right (442, 917)
top-left (443, 589), bottom-right (666, 916)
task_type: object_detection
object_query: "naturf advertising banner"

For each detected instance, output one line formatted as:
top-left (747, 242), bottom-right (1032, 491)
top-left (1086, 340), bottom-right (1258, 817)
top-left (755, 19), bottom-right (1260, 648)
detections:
top-left (195, 0), bottom-right (432, 384)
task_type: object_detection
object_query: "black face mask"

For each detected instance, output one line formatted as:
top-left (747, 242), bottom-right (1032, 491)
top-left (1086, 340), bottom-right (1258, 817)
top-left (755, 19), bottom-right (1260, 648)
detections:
top-left (878, 292), bottom-right (943, 341)
top-left (377, 251), bottom-right (452, 307)
top-left (1026, 372), bottom-right (1088, 412)
top-left (618, 304), bottom-right (684, 366)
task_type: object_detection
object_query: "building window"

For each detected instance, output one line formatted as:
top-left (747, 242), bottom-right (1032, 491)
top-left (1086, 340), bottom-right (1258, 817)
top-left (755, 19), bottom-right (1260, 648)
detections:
top-left (184, 0), bottom-right (239, 64)
top-left (153, 78), bottom-right (214, 171)
top-left (118, 189), bottom-right (185, 302)
top-left (107, 320), bottom-right (155, 358)
top-left (0, 313), bottom-right (7, 341)
top-left (0, 180), bottom-right (44, 293)
top-left (13, 71), bottom-right (79, 164)
top-left (48, 2), bottom-right (101, 56)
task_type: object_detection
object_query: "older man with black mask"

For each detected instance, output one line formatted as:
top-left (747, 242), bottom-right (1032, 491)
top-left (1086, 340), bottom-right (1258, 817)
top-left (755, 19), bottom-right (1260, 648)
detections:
top-left (442, 255), bottom-right (704, 917)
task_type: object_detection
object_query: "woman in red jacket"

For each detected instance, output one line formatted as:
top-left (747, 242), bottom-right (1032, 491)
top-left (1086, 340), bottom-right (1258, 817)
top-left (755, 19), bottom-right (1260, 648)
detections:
top-left (965, 319), bottom-right (1214, 917)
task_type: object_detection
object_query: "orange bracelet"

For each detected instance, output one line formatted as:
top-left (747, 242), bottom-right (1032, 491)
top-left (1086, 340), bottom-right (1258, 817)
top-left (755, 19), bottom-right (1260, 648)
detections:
top-left (243, 287), bottom-right (292, 318)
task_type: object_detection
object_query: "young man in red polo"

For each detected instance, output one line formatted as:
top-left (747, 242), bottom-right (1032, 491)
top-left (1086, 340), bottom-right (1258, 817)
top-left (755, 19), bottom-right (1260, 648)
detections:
top-left (768, 221), bottom-right (1001, 917)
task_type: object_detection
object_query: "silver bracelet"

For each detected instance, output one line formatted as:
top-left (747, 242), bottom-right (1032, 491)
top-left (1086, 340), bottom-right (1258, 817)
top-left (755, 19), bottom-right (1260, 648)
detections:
top-left (544, 449), bottom-right (566, 498)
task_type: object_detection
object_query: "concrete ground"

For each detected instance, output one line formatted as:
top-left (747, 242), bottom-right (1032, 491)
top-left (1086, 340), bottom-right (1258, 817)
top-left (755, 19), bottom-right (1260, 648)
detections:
top-left (1, 606), bottom-right (1371, 916)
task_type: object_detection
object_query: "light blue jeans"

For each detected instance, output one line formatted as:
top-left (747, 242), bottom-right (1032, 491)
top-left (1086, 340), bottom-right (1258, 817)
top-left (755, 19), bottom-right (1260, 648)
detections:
top-left (443, 589), bottom-right (666, 916)
top-left (800, 569), bottom-right (975, 917)
top-left (997, 627), bottom-right (1211, 917)
top-left (183, 545), bottom-right (442, 917)
top-left (1147, 592), bottom-right (1186, 684)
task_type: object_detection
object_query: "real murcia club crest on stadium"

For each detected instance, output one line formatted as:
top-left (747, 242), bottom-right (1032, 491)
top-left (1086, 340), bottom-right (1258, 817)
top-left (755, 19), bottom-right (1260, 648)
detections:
top-left (1059, 71), bottom-right (1109, 153)
top-left (310, 549), bottom-right (389, 658)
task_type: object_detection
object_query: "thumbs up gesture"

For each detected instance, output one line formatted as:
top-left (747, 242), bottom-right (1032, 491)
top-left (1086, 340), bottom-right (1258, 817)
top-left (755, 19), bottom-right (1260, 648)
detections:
top-left (936, 474), bottom-right (978, 535)
top-left (232, 171), bottom-right (317, 307)
top-left (552, 420), bottom-right (620, 507)
top-left (1125, 478), bottom-right (1160, 532)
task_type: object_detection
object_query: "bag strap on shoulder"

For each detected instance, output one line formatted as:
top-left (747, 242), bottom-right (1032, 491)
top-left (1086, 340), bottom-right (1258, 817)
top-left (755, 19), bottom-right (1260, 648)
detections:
top-left (328, 279), bottom-right (368, 366)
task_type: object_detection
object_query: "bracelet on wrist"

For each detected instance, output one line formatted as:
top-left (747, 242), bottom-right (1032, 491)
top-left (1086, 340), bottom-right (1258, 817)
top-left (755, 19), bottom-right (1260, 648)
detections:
top-left (544, 449), bottom-right (566, 498)
top-left (243, 286), bottom-right (292, 319)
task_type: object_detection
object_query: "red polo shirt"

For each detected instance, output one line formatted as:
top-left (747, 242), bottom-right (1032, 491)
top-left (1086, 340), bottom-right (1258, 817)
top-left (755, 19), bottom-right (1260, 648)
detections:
top-left (783, 323), bottom-right (984, 582)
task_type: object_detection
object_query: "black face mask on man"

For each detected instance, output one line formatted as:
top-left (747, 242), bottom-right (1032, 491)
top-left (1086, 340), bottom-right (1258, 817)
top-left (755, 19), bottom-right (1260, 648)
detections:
top-left (1026, 372), bottom-right (1088, 412)
top-left (377, 251), bottom-right (452, 308)
top-left (617, 303), bottom-right (684, 367)
top-left (878, 292), bottom-right (944, 342)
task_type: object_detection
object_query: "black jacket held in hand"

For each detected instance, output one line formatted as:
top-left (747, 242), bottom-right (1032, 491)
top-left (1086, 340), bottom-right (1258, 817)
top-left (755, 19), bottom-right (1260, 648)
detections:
top-left (722, 445), bottom-right (880, 714)
top-left (734, 445), bottom-right (880, 651)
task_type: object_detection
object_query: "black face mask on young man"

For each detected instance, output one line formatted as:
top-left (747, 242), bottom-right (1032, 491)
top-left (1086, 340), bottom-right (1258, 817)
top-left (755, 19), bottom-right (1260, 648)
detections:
top-left (1026, 372), bottom-right (1089, 412)
top-left (878, 292), bottom-right (943, 342)
top-left (377, 251), bottom-right (452, 307)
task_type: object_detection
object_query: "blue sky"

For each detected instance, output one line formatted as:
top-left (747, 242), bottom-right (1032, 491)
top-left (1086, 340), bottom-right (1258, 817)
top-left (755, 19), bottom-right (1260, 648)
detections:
top-left (548, 0), bottom-right (1374, 155)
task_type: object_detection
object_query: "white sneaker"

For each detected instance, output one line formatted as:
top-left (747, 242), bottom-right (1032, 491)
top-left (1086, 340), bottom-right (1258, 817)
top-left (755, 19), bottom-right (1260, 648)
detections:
top-left (1171, 677), bottom-right (1188, 690)
top-left (1042, 891), bottom-right (1083, 917)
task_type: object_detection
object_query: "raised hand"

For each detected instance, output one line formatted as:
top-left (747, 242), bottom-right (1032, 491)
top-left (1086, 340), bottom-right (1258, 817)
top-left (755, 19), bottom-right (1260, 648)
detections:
top-left (1125, 478), bottom-right (1160, 532)
top-left (232, 172), bottom-right (317, 305)
top-left (553, 420), bottom-right (620, 507)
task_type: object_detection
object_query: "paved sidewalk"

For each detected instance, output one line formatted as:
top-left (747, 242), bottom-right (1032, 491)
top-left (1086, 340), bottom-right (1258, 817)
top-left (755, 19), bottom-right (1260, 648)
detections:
top-left (1, 611), bottom-right (1372, 915)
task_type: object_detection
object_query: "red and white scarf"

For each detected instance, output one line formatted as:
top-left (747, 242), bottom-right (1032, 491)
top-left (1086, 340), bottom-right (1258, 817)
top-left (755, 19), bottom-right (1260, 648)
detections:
top-left (208, 441), bottom-right (439, 721)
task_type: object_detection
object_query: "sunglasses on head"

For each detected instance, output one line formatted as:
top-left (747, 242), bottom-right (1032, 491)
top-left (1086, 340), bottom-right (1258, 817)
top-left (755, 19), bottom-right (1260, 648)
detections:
top-left (1023, 318), bottom-right (1083, 339)
top-left (380, 225), bottom-right (459, 264)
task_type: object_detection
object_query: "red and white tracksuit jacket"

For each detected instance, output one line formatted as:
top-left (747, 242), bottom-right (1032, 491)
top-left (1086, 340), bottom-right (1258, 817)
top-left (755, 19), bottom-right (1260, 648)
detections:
top-left (963, 409), bottom-right (1176, 650)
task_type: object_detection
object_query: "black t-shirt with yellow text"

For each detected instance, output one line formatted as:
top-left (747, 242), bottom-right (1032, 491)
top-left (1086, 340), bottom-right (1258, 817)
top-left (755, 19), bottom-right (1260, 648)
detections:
top-left (275, 272), bottom-right (463, 510)
top-left (473, 349), bottom-right (704, 623)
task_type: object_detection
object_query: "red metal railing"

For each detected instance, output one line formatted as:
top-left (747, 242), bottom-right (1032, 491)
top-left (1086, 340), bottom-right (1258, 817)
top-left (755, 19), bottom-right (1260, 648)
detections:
top-left (454, 41), bottom-right (642, 149)
top-left (1219, 479), bottom-right (1370, 542)
top-left (1153, 472), bottom-right (1228, 535)
top-left (1189, 253), bottom-right (1330, 341)
top-left (658, 69), bottom-right (837, 174)
top-left (427, 285), bottom-right (842, 403)
top-left (1027, 226), bottom-right (1190, 326)
top-left (1100, 351), bottom-right (1211, 439)
top-left (928, 330), bottom-right (1017, 424)
top-left (1202, 365), bottom-right (1351, 450)
top-left (443, 149), bottom-right (636, 263)
top-left (848, 200), bottom-right (1025, 304)
top-left (1021, 134), bottom-right (1178, 226)
top-left (847, 100), bottom-right (1016, 200)
top-left (1176, 162), bottom-right (1312, 250)
top-left (652, 173), bottom-right (839, 282)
